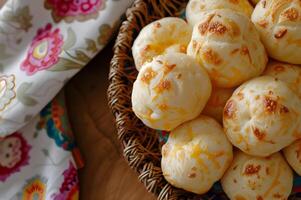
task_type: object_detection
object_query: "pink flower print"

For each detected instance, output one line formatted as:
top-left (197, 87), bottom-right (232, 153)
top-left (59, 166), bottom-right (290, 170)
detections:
top-left (52, 161), bottom-right (79, 200)
top-left (21, 23), bottom-right (63, 75)
top-left (45, 0), bottom-right (106, 23)
top-left (0, 132), bottom-right (31, 181)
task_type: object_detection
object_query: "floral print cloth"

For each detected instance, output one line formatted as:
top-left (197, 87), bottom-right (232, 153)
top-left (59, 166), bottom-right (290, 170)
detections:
top-left (0, 0), bottom-right (133, 136)
top-left (0, 92), bottom-right (80, 200)
top-left (0, 0), bottom-right (133, 199)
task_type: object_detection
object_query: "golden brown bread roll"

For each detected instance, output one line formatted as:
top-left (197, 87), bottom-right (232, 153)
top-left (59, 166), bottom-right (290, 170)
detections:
top-left (162, 115), bottom-right (233, 194)
top-left (222, 150), bottom-right (293, 200)
top-left (132, 53), bottom-right (211, 131)
top-left (187, 9), bottom-right (268, 88)
top-left (186, 0), bottom-right (253, 26)
top-left (223, 76), bottom-right (301, 156)
top-left (132, 17), bottom-right (192, 71)
top-left (252, 0), bottom-right (301, 64)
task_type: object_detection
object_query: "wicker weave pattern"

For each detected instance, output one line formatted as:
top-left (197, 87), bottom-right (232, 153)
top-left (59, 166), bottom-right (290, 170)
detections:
top-left (107, 1), bottom-right (197, 199)
top-left (107, 0), bottom-right (300, 199)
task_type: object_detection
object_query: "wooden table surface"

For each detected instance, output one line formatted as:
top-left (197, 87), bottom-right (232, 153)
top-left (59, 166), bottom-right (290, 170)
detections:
top-left (65, 42), bottom-right (155, 200)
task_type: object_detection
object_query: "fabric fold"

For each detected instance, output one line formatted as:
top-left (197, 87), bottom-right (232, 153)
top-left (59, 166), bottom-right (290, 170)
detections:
top-left (0, 0), bottom-right (134, 137)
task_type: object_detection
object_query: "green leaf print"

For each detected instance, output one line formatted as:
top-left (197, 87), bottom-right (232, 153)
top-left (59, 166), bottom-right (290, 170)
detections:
top-left (85, 38), bottom-right (98, 53)
top-left (62, 27), bottom-right (76, 51)
top-left (17, 82), bottom-right (38, 106)
top-left (15, 6), bottom-right (32, 31)
top-left (0, 5), bottom-right (32, 32)
top-left (0, 44), bottom-right (12, 59)
top-left (48, 57), bottom-right (83, 71)
top-left (98, 24), bottom-right (113, 46)
top-left (75, 50), bottom-right (91, 63)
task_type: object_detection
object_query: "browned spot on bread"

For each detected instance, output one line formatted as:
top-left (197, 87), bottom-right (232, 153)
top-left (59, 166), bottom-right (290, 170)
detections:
top-left (192, 166), bottom-right (197, 171)
top-left (273, 193), bottom-right (283, 198)
top-left (154, 22), bottom-right (161, 28)
top-left (179, 45), bottom-right (186, 53)
top-left (141, 68), bottom-right (157, 84)
top-left (266, 155), bottom-right (272, 160)
top-left (162, 145), bottom-right (169, 157)
top-left (192, 40), bottom-right (198, 49)
top-left (274, 65), bottom-right (285, 72)
top-left (176, 74), bottom-right (182, 79)
top-left (262, 0), bottom-right (266, 8)
top-left (244, 164), bottom-right (261, 175)
top-left (157, 60), bottom-right (163, 64)
top-left (268, 90), bottom-right (273, 95)
top-left (208, 22), bottom-right (227, 35)
top-left (188, 172), bottom-right (196, 178)
top-left (274, 29), bottom-right (287, 39)
top-left (233, 165), bottom-right (238, 170)
top-left (248, 179), bottom-right (258, 190)
top-left (164, 63), bottom-right (176, 75)
top-left (158, 104), bottom-right (168, 111)
top-left (253, 127), bottom-right (265, 140)
top-left (235, 195), bottom-right (247, 200)
top-left (229, 20), bottom-right (241, 37)
top-left (234, 126), bottom-right (240, 132)
top-left (224, 100), bottom-right (236, 118)
top-left (266, 167), bottom-right (270, 175)
top-left (264, 97), bottom-right (277, 113)
top-left (203, 49), bottom-right (222, 65)
top-left (199, 4), bottom-right (205, 10)
top-left (241, 46), bottom-right (252, 63)
top-left (294, 130), bottom-right (301, 139)
top-left (282, 8), bottom-right (299, 21)
top-left (258, 20), bottom-right (269, 28)
top-left (229, 0), bottom-right (239, 4)
top-left (199, 22), bottom-right (209, 35)
top-left (141, 45), bottom-right (151, 56)
top-left (231, 48), bottom-right (240, 55)
top-left (256, 196), bottom-right (263, 200)
top-left (233, 178), bottom-right (237, 183)
top-left (198, 14), bottom-right (215, 35)
top-left (280, 105), bottom-right (289, 114)
top-left (237, 92), bottom-right (244, 100)
top-left (296, 146), bottom-right (301, 162)
top-left (155, 80), bottom-right (171, 93)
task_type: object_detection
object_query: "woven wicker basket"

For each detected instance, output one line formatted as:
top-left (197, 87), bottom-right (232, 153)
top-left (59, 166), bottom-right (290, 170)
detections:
top-left (107, 1), bottom-right (216, 199)
top-left (107, 1), bottom-right (299, 199)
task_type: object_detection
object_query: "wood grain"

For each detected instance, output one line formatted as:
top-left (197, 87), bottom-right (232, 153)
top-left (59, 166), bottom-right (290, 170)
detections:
top-left (65, 42), bottom-right (154, 200)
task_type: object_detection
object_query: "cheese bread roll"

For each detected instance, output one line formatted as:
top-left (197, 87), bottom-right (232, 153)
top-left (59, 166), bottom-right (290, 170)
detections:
top-left (162, 115), bottom-right (233, 194)
top-left (187, 9), bottom-right (268, 88)
top-left (263, 61), bottom-right (301, 99)
top-left (252, 0), bottom-right (301, 64)
top-left (132, 53), bottom-right (211, 131)
top-left (132, 17), bottom-right (192, 71)
top-left (283, 140), bottom-right (301, 175)
top-left (186, 0), bottom-right (253, 26)
top-left (222, 151), bottom-right (293, 200)
top-left (263, 61), bottom-right (301, 140)
top-left (223, 76), bottom-right (301, 156)
top-left (203, 87), bottom-right (235, 123)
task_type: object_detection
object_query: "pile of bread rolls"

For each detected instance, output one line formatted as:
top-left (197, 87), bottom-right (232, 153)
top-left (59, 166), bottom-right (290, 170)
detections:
top-left (131, 0), bottom-right (301, 199)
